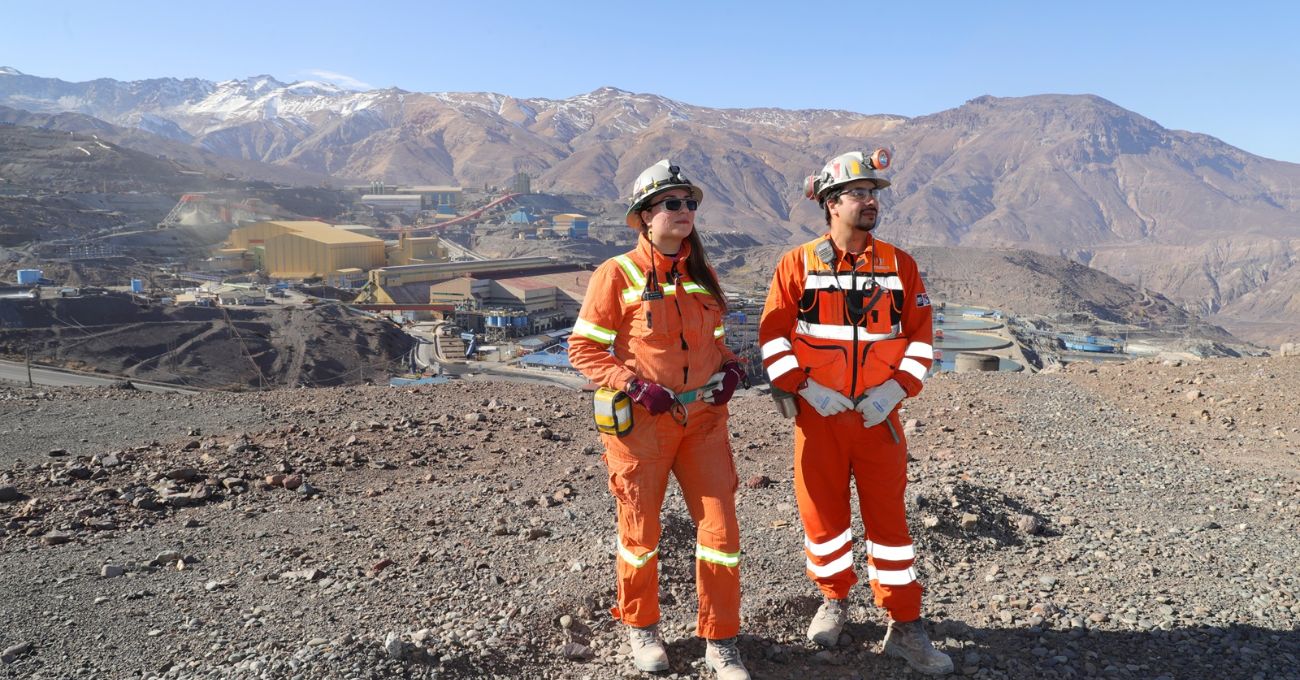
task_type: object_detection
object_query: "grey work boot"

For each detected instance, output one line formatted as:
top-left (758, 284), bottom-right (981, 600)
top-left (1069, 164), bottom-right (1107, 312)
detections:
top-left (704, 637), bottom-right (750, 680)
top-left (882, 618), bottom-right (954, 675)
top-left (806, 597), bottom-right (848, 647)
top-left (627, 624), bottom-right (669, 672)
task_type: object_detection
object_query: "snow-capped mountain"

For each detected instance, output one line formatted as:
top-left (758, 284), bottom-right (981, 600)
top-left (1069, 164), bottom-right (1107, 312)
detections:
top-left (3, 67), bottom-right (1300, 342)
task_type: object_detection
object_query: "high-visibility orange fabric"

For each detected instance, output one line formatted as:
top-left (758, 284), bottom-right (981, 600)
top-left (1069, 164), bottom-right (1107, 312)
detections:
top-left (758, 234), bottom-right (933, 623)
top-left (568, 235), bottom-right (742, 640)
top-left (601, 402), bottom-right (740, 638)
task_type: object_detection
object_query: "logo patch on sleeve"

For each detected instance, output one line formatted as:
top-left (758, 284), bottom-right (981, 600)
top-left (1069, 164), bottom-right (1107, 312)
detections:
top-left (915, 293), bottom-right (932, 308)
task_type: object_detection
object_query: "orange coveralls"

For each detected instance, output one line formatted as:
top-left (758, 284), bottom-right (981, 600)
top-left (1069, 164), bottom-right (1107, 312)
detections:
top-left (568, 236), bottom-right (742, 640)
top-left (758, 235), bottom-right (934, 622)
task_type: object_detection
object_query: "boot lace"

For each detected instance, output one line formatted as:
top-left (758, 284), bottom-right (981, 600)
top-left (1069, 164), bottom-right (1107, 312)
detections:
top-left (709, 638), bottom-right (743, 667)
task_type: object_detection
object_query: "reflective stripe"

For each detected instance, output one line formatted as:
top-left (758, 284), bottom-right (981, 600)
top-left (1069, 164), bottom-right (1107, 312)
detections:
top-left (766, 355), bottom-right (800, 381)
top-left (805, 528), bottom-right (852, 557)
top-left (620, 282), bottom-right (714, 304)
top-left (572, 318), bottom-right (616, 345)
top-left (804, 273), bottom-right (904, 291)
top-left (899, 358), bottom-right (927, 381)
top-left (795, 320), bottom-right (900, 342)
top-left (696, 544), bottom-right (740, 568)
top-left (613, 255), bottom-right (645, 287)
top-left (713, 325), bottom-right (725, 339)
top-left (904, 342), bottom-right (934, 360)
top-left (618, 542), bottom-right (659, 568)
top-left (806, 551), bottom-right (854, 578)
top-left (866, 541), bottom-right (915, 561)
top-left (761, 337), bottom-right (793, 359)
top-left (867, 565), bottom-right (916, 586)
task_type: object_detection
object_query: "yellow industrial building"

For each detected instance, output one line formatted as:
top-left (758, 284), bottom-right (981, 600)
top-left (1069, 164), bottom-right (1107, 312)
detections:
top-left (387, 232), bottom-right (448, 267)
top-left (228, 221), bottom-right (386, 279)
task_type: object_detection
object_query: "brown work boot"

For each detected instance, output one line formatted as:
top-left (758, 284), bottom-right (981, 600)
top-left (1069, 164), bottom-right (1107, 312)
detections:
top-left (882, 618), bottom-right (954, 675)
top-left (627, 624), bottom-right (669, 672)
top-left (704, 637), bottom-right (750, 680)
top-left (806, 597), bottom-right (848, 647)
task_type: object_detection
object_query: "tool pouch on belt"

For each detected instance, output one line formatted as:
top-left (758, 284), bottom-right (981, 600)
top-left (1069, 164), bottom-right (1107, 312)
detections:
top-left (593, 387), bottom-right (633, 437)
top-left (770, 385), bottom-right (799, 419)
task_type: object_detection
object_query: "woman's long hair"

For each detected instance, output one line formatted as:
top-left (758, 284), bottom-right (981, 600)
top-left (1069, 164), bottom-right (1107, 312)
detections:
top-left (644, 228), bottom-right (728, 314)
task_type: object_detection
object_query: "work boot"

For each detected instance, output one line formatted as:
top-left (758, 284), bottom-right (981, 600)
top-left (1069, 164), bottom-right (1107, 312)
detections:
top-left (806, 597), bottom-right (848, 647)
top-left (627, 624), bottom-right (669, 672)
top-left (704, 637), bottom-right (750, 680)
top-left (882, 618), bottom-right (954, 675)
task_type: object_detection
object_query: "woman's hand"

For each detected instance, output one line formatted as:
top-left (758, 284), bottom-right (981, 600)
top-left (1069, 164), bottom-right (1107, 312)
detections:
top-left (705, 361), bottom-right (747, 406)
top-left (626, 378), bottom-right (676, 415)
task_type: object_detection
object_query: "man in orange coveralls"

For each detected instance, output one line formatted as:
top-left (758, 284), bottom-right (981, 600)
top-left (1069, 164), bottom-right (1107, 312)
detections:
top-left (758, 149), bottom-right (952, 675)
top-left (568, 160), bottom-right (750, 679)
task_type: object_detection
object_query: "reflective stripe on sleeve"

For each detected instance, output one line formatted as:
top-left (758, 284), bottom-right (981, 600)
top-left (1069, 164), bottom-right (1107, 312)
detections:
top-left (866, 541), bottom-right (915, 561)
top-left (761, 337), bottom-right (793, 359)
top-left (572, 318), bottom-right (616, 345)
top-left (766, 354), bottom-right (800, 381)
top-left (904, 342), bottom-right (934, 359)
top-left (900, 357), bottom-right (928, 381)
top-left (806, 551), bottom-right (854, 578)
top-left (695, 544), bottom-right (740, 568)
top-left (805, 528), bottom-right (852, 557)
top-left (713, 325), bottom-right (725, 339)
top-left (867, 565), bottom-right (917, 586)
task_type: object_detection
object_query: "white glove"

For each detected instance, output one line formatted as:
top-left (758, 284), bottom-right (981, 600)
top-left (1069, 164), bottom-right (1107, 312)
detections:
top-left (858, 379), bottom-right (906, 428)
top-left (798, 378), bottom-right (854, 417)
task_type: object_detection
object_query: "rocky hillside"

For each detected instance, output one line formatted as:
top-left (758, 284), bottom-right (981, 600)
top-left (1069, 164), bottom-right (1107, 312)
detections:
top-left (0, 357), bottom-right (1296, 678)
top-left (0, 295), bottom-right (412, 390)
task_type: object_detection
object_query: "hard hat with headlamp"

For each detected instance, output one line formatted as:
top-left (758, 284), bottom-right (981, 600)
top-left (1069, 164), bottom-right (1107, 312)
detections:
top-left (804, 149), bottom-right (891, 207)
top-left (625, 159), bottom-right (705, 229)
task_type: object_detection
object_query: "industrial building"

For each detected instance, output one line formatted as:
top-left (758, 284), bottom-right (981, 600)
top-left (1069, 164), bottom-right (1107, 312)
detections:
top-left (227, 221), bottom-right (386, 280)
top-left (550, 213), bottom-right (589, 238)
top-left (386, 232), bottom-right (448, 267)
top-left (360, 194), bottom-right (423, 214)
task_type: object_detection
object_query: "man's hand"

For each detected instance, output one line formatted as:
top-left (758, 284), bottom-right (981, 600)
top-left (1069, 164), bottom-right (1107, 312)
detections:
top-left (858, 379), bottom-right (906, 428)
top-left (798, 378), bottom-right (854, 417)
top-left (626, 378), bottom-right (676, 415)
top-left (704, 361), bottom-right (746, 406)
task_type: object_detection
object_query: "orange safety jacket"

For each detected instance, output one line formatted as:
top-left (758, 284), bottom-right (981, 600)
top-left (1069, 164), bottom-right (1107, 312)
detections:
top-left (759, 235), bottom-right (933, 399)
top-left (569, 237), bottom-right (735, 394)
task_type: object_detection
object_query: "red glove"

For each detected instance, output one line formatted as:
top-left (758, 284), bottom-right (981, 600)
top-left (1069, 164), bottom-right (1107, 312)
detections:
top-left (626, 378), bottom-right (676, 415)
top-left (707, 361), bottom-right (746, 406)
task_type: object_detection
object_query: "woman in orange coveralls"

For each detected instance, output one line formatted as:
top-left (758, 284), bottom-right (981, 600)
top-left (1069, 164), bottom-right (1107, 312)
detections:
top-left (567, 160), bottom-right (749, 679)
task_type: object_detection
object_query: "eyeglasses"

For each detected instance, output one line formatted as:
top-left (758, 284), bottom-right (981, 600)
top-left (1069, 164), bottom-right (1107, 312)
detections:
top-left (650, 198), bottom-right (699, 212)
top-left (837, 188), bottom-right (878, 202)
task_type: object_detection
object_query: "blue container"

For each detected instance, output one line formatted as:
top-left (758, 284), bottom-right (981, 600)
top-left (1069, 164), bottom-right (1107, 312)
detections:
top-left (130, 279), bottom-right (145, 293)
top-left (514, 316), bottom-right (526, 327)
top-left (17, 269), bottom-right (41, 285)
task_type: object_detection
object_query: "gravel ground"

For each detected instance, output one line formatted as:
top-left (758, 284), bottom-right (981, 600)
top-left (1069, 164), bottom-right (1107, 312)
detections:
top-left (1, 357), bottom-right (1297, 679)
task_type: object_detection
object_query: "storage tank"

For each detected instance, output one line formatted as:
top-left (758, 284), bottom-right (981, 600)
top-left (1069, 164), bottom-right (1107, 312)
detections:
top-left (17, 269), bottom-right (41, 285)
top-left (130, 279), bottom-right (145, 293)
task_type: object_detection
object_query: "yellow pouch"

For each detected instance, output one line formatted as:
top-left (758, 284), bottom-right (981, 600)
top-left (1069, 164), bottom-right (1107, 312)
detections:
top-left (593, 387), bottom-right (634, 437)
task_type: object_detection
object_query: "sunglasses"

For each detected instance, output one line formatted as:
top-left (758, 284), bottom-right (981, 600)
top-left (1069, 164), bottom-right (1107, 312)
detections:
top-left (650, 198), bottom-right (699, 212)
top-left (837, 188), bottom-right (879, 201)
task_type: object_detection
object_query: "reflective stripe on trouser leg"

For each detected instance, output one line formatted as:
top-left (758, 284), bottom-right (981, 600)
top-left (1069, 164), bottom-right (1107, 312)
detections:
top-left (674, 402), bottom-right (742, 640)
top-left (854, 410), bottom-right (923, 622)
top-left (794, 408), bottom-right (860, 599)
top-left (601, 405), bottom-right (674, 628)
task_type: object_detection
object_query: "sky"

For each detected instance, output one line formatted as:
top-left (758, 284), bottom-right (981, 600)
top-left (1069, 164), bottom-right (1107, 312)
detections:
top-left (3, 0), bottom-right (1298, 163)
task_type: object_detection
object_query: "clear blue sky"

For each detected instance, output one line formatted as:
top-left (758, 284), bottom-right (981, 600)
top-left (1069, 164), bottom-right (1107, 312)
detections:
top-left (3, 1), bottom-right (1298, 163)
